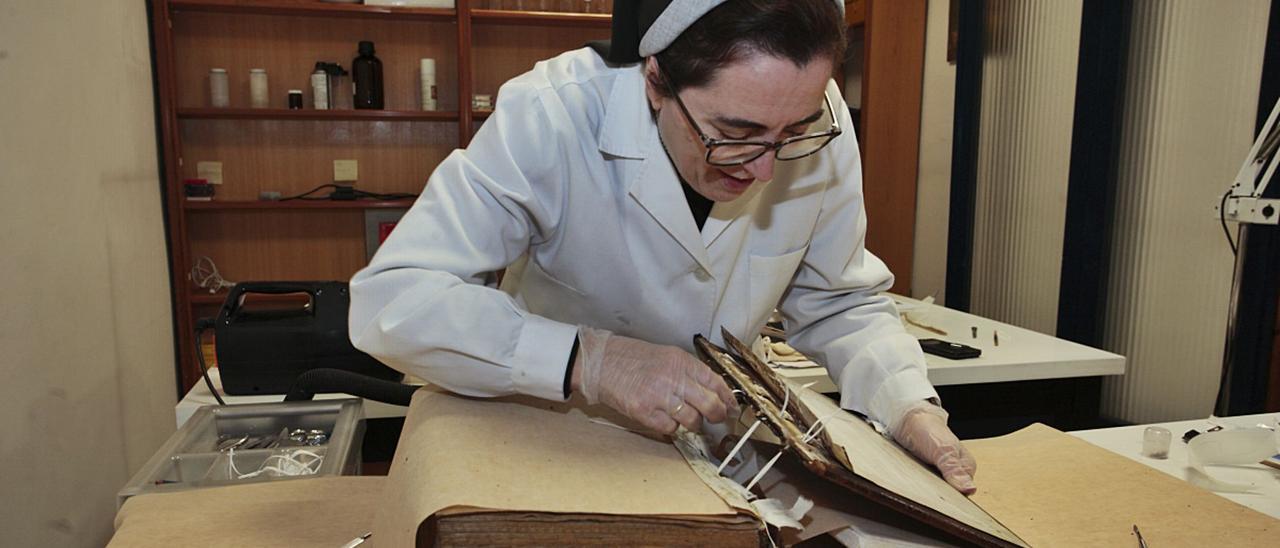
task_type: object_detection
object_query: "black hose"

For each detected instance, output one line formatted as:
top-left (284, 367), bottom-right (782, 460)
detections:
top-left (194, 321), bottom-right (226, 406)
top-left (284, 368), bottom-right (418, 406)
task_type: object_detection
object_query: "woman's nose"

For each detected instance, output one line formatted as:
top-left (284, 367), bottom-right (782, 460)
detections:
top-left (743, 152), bottom-right (775, 182)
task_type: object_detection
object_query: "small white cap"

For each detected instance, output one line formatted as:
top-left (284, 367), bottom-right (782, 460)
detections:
top-left (288, 89), bottom-right (303, 94)
top-left (210, 68), bottom-right (227, 73)
top-left (250, 68), bottom-right (266, 73)
top-left (638, 0), bottom-right (845, 57)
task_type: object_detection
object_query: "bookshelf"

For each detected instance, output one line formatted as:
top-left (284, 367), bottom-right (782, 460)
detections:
top-left (150, 0), bottom-right (610, 391)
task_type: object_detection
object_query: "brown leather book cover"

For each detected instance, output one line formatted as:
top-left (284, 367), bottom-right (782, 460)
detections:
top-left (696, 330), bottom-right (1027, 547)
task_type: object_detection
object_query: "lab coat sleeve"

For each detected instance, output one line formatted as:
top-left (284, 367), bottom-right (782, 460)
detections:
top-left (348, 79), bottom-right (578, 402)
top-left (778, 95), bottom-right (939, 429)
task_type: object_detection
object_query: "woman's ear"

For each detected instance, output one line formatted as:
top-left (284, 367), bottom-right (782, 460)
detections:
top-left (643, 57), bottom-right (664, 112)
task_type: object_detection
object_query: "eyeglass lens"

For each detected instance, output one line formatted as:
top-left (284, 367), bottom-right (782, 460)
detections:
top-left (707, 134), bottom-right (838, 165)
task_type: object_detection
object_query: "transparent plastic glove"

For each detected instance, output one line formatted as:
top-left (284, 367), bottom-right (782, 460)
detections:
top-left (576, 326), bottom-right (738, 434)
top-left (890, 402), bottom-right (977, 495)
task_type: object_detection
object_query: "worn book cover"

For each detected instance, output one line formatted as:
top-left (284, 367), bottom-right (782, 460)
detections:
top-left (698, 329), bottom-right (1280, 547)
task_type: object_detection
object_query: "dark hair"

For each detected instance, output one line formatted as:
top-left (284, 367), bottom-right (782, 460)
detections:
top-left (652, 0), bottom-right (846, 96)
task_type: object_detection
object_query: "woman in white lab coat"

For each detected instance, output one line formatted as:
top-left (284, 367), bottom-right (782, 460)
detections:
top-left (349, 0), bottom-right (977, 494)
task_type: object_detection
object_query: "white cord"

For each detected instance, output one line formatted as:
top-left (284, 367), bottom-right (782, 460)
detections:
top-left (717, 419), bottom-right (763, 474)
top-left (745, 450), bottom-right (785, 492)
top-left (779, 386), bottom-right (792, 420)
top-left (227, 448), bottom-right (323, 480)
top-left (740, 416), bottom-right (834, 493)
top-left (802, 412), bottom-right (840, 444)
top-left (190, 255), bottom-right (235, 293)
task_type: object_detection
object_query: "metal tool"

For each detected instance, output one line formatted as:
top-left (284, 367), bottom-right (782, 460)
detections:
top-left (1133, 524), bottom-right (1148, 548)
top-left (341, 532), bottom-right (371, 548)
top-left (216, 435), bottom-right (249, 452)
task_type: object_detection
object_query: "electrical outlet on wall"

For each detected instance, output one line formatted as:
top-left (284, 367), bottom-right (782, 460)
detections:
top-left (334, 159), bottom-right (358, 182)
top-left (365, 209), bottom-right (408, 261)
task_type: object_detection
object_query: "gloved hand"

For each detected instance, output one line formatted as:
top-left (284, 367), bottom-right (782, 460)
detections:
top-left (574, 326), bottom-right (738, 434)
top-left (891, 402), bottom-right (977, 495)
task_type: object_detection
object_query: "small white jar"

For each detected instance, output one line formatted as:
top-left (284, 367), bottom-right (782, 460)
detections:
top-left (419, 58), bottom-right (437, 111)
top-left (209, 68), bottom-right (229, 107)
top-left (311, 69), bottom-right (330, 110)
top-left (249, 68), bottom-right (269, 108)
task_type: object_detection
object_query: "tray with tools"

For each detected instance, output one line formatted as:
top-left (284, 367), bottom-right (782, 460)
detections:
top-left (695, 328), bottom-right (1025, 548)
top-left (117, 399), bottom-right (365, 508)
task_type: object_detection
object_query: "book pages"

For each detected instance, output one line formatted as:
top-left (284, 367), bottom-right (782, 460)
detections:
top-left (784, 379), bottom-right (1027, 547)
top-left (370, 388), bottom-right (756, 546)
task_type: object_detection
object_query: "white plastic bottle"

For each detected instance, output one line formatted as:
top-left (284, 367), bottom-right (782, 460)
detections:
top-left (249, 68), bottom-right (269, 108)
top-left (311, 68), bottom-right (329, 110)
top-left (419, 58), bottom-right (437, 111)
top-left (209, 68), bottom-right (229, 107)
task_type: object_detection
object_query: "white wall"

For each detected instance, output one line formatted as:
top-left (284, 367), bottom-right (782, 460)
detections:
top-left (1100, 0), bottom-right (1270, 423)
top-left (968, 0), bottom-right (1082, 334)
top-left (912, 0), bottom-right (1271, 423)
top-left (911, 0), bottom-right (956, 302)
top-left (0, 1), bottom-right (176, 545)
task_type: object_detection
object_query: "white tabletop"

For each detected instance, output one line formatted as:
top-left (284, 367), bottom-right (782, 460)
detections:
top-left (1071, 413), bottom-right (1280, 519)
top-left (775, 294), bottom-right (1127, 393)
top-left (178, 294), bottom-right (1125, 426)
top-left (175, 368), bottom-right (412, 428)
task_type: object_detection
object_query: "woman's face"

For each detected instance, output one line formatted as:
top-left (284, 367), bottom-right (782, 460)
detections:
top-left (646, 52), bottom-right (835, 202)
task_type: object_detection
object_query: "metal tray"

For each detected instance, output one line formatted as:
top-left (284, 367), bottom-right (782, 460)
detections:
top-left (118, 399), bottom-right (364, 508)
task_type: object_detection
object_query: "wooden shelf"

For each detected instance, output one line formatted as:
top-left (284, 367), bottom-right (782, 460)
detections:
top-left (471, 9), bottom-right (611, 28)
top-left (845, 0), bottom-right (865, 28)
top-left (189, 291), bottom-right (316, 305)
top-left (190, 292), bottom-right (228, 305)
top-left (184, 199), bottom-right (415, 210)
top-left (154, 0), bottom-right (613, 394)
top-left (169, 0), bottom-right (456, 21)
top-left (178, 108), bottom-right (459, 121)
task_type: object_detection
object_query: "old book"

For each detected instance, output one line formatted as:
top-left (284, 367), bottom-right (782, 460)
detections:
top-left (696, 330), bottom-right (1027, 547)
top-left (698, 329), bottom-right (1280, 547)
top-left (370, 387), bottom-right (763, 547)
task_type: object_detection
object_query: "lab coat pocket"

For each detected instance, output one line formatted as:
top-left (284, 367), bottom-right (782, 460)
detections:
top-left (748, 246), bottom-right (808, 335)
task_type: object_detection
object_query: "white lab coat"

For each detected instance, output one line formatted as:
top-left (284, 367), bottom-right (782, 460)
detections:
top-left (349, 48), bottom-right (937, 426)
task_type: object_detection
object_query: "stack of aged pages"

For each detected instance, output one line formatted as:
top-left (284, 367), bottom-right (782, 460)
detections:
top-left (370, 387), bottom-right (763, 546)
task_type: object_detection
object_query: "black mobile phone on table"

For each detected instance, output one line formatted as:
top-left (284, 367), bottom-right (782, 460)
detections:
top-left (918, 338), bottom-right (982, 360)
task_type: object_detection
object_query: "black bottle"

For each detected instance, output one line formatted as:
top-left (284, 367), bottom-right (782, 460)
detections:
top-left (352, 40), bottom-right (384, 110)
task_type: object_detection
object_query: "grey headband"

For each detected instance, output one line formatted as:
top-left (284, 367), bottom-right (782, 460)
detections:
top-left (638, 0), bottom-right (846, 57)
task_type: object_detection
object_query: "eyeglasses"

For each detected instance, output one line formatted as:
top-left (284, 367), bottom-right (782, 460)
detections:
top-left (662, 71), bottom-right (843, 167)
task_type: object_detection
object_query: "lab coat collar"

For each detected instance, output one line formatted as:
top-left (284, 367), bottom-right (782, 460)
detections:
top-left (607, 62), bottom-right (768, 266)
top-left (627, 130), bottom-right (714, 273)
top-left (597, 64), bottom-right (650, 160)
top-left (601, 63), bottom-right (713, 272)
top-left (702, 182), bottom-right (764, 247)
